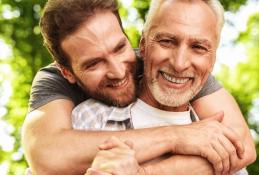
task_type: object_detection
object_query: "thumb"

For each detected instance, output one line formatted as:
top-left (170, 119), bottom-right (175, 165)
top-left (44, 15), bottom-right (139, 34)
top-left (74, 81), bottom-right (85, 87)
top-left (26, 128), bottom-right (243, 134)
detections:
top-left (99, 136), bottom-right (129, 150)
top-left (204, 111), bottom-right (224, 123)
top-left (124, 140), bottom-right (134, 149)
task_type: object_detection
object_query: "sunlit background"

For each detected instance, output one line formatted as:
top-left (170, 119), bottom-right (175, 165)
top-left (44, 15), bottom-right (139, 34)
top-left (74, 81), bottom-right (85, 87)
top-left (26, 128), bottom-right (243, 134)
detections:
top-left (0, 0), bottom-right (259, 174)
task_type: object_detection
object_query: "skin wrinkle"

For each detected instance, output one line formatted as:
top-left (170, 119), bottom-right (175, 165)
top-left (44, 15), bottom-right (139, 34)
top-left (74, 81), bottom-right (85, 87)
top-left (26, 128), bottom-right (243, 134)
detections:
top-left (140, 0), bottom-right (217, 111)
top-left (62, 13), bottom-right (126, 72)
top-left (61, 11), bottom-right (137, 107)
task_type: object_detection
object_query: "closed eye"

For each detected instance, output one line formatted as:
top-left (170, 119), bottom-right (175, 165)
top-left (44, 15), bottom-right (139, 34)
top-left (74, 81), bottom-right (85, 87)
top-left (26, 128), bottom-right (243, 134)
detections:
top-left (113, 38), bottom-right (127, 53)
top-left (83, 58), bottom-right (103, 70)
top-left (115, 43), bottom-right (126, 52)
top-left (191, 44), bottom-right (208, 53)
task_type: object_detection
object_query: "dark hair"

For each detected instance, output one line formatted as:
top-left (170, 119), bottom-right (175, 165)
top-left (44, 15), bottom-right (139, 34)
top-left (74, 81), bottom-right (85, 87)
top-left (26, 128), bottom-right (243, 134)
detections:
top-left (40, 0), bottom-right (122, 69)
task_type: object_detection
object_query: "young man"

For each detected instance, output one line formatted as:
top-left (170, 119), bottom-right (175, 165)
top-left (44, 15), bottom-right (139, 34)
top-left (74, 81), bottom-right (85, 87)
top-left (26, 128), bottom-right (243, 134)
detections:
top-left (71, 0), bottom-right (253, 174)
top-left (22, 0), bottom-right (255, 174)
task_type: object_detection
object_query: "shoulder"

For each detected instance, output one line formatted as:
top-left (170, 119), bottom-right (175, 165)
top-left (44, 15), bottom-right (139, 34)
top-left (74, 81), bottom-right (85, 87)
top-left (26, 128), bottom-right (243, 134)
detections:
top-left (192, 74), bottom-right (222, 101)
top-left (29, 63), bottom-right (86, 112)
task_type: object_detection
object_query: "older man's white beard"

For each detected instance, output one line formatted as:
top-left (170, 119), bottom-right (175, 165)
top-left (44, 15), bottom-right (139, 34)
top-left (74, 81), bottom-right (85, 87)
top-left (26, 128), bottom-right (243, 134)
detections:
top-left (149, 80), bottom-right (202, 108)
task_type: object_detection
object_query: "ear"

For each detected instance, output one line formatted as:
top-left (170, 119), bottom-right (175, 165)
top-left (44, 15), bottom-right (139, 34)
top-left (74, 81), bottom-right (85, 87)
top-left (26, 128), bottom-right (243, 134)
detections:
top-left (139, 36), bottom-right (146, 60)
top-left (59, 66), bottom-right (77, 84)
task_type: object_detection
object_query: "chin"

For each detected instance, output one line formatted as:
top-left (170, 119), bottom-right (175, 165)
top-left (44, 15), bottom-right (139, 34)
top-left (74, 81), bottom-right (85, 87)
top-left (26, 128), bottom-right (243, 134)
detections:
top-left (151, 85), bottom-right (195, 107)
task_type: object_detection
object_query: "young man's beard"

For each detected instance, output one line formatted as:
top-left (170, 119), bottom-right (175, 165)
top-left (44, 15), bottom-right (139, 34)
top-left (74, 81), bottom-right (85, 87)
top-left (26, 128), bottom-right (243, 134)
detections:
top-left (76, 62), bottom-right (138, 107)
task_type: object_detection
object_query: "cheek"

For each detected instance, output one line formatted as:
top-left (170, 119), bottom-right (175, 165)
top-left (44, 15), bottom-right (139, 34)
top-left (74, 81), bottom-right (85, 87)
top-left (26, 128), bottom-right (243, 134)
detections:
top-left (193, 56), bottom-right (213, 74)
top-left (81, 71), bottom-right (106, 89)
top-left (126, 48), bottom-right (136, 62)
top-left (146, 45), bottom-right (166, 66)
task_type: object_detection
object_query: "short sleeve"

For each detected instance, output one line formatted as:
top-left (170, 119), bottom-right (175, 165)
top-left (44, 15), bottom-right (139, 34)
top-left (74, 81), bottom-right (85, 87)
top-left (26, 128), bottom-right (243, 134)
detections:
top-left (191, 74), bottom-right (222, 101)
top-left (28, 64), bottom-right (87, 112)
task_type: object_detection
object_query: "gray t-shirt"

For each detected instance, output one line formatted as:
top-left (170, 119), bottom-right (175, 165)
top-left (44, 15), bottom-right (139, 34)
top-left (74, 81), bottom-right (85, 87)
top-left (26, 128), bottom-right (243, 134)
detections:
top-left (28, 61), bottom-right (222, 112)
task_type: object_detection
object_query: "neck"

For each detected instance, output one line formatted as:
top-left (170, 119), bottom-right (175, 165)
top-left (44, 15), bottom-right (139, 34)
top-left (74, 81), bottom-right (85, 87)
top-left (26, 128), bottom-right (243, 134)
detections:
top-left (139, 79), bottom-right (189, 112)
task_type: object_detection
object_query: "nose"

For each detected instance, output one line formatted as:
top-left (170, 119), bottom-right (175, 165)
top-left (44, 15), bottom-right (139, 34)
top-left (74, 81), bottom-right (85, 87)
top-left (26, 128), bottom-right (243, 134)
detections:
top-left (170, 46), bottom-right (190, 73)
top-left (106, 57), bottom-right (126, 79)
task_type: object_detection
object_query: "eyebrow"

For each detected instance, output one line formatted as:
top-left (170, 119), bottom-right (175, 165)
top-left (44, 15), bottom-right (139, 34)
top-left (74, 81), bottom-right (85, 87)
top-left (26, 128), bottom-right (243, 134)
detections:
top-left (78, 37), bottom-right (127, 70)
top-left (154, 32), bottom-right (212, 49)
top-left (153, 32), bottom-right (178, 41)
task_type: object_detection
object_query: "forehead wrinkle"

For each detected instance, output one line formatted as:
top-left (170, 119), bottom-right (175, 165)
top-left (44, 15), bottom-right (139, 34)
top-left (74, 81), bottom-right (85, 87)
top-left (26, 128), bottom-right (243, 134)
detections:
top-left (61, 32), bottom-right (105, 68)
top-left (72, 25), bottom-right (104, 48)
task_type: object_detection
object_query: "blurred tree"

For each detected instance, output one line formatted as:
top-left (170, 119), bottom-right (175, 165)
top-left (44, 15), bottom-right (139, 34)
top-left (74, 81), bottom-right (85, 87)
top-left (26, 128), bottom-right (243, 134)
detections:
top-left (217, 12), bottom-right (259, 174)
top-left (0, 0), bottom-right (51, 174)
top-left (0, 0), bottom-right (258, 174)
top-left (127, 0), bottom-right (250, 47)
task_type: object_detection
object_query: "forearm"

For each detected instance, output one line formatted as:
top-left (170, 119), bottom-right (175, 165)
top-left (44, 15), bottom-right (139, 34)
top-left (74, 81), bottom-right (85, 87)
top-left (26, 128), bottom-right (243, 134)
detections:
top-left (22, 100), bottom-right (173, 174)
top-left (23, 127), bottom-right (172, 175)
top-left (143, 155), bottom-right (214, 175)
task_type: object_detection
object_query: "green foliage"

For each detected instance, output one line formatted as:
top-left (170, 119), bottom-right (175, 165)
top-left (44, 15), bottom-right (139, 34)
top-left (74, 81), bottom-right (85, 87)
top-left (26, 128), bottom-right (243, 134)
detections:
top-left (0, 0), bottom-right (51, 174)
top-left (248, 142), bottom-right (259, 174)
top-left (133, 0), bottom-right (150, 21)
top-left (0, 0), bottom-right (258, 174)
top-left (132, 0), bottom-right (249, 22)
top-left (216, 12), bottom-right (259, 175)
top-left (220, 0), bottom-right (248, 11)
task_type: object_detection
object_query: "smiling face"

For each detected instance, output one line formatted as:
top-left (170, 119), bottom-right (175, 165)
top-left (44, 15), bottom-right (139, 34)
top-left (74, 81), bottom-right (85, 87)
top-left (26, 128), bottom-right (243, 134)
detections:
top-left (61, 11), bottom-right (137, 107)
top-left (140, 0), bottom-right (218, 110)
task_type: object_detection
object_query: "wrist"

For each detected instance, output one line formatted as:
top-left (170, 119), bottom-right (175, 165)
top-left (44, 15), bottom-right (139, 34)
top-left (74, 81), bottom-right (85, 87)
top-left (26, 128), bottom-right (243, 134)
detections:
top-left (164, 125), bottom-right (179, 153)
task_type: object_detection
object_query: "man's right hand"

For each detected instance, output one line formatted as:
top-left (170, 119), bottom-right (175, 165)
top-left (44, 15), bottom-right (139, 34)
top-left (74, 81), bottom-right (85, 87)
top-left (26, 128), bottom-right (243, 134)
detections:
top-left (87, 137), bottom-right (145, 175)
top-left (170, 112), bottom-right (244, 175)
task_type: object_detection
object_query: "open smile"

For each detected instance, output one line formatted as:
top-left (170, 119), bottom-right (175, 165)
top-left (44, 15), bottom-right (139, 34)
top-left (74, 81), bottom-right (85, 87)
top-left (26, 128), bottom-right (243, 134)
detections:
top-left (107, 77), bottom-right (128, 88)
top-left (159, 71), bottom-right (194, 87)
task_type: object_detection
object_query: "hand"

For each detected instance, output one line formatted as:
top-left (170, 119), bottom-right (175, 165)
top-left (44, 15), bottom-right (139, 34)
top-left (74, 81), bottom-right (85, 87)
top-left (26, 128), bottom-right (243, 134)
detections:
top-left (89, 137), bottom-right (143, 175)
top-left (85, 168), bottom-right (111, 175)
top-left (171, 112), bottom-right (244, 175)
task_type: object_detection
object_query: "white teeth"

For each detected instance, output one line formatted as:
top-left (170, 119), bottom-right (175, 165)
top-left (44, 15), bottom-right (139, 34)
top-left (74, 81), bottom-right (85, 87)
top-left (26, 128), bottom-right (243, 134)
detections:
top-left (111, 78), bottom-right (127, 87)
top-left (161, 72), bottom-right (189, 84)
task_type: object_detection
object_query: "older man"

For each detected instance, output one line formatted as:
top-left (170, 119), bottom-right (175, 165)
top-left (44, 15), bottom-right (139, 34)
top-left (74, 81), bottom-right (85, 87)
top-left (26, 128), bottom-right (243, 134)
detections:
top-left (71, 0), bottom-right (254, 174)
top-left (22, 0), bottom-right (255, 174)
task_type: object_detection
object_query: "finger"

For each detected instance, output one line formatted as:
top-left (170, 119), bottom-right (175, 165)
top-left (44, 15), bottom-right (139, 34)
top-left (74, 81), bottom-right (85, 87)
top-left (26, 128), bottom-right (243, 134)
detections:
top-left (203, 111), bottom-right (224, 122)
top-left (124, 140), bottom-right (134, 149)
top-left (99, 162), bottom-right (118, 174)
top-left (221, 127), bottom-right (244, 159)
top-left (212, 139), bottom-right (230, 175)
top-left (110, 136), bottom-right (132, 149)
top-left (99, 137), bottom-right (131, 150)
top-left (98, 141), bottom-right (118, 150)
top-left (219, 135), bottom-right (239, 173)
top-left (203, 147), bottom-right (223, 175)
top-left (86, 168), bottom-right (112, 175)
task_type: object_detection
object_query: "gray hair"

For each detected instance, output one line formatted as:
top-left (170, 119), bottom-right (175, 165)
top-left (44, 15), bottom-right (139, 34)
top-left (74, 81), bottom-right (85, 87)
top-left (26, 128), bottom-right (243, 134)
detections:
top-left (143, 0), bottom-right (225, 43)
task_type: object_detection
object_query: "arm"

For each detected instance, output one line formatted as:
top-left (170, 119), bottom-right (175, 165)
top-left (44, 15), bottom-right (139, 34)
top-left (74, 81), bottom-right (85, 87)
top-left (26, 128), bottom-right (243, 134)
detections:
top-left (23, 65), bottom-right (172, 174)
top-left (191, 88), bottom-right (256, 172)
top-left (22, 67), bottom-right (245, 175)
top-left (143, 155), bottom-right (214, 175)
top-left (22, 99), bottom-right (244, 175)
top-left (86, 138), bottom-right (213, 175)
top-left (22, 99), bottom-right (172, 175)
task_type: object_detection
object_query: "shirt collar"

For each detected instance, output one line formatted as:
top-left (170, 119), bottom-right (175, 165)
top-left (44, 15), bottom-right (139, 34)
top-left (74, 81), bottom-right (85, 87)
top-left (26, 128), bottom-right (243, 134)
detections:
top-left (106, 104), bottom-right (133, 122)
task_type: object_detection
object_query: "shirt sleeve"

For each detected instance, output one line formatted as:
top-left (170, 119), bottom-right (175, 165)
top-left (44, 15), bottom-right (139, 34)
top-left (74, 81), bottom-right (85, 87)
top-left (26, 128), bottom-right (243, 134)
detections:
top-left (191, 74), bottom-right (222, 101)
top-left (28, 64), bottom-right (87, 112)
